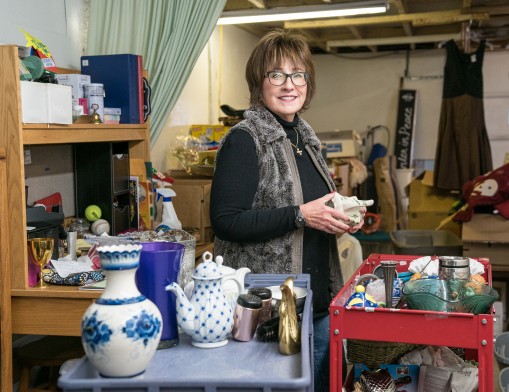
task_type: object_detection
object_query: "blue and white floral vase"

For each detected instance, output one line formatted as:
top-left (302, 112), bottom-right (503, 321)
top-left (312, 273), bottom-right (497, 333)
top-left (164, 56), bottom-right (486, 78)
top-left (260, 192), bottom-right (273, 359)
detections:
top-left (81, 244), bottom-right (162, 377)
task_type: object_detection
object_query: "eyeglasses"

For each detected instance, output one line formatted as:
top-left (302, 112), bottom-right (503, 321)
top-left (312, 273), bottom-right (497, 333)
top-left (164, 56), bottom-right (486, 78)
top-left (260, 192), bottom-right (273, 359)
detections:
top-left (265, 71), bottom-right (309, 87)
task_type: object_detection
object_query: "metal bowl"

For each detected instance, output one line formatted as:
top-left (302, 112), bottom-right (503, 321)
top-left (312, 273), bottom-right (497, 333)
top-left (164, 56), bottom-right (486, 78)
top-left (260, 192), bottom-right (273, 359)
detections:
top-left (266, 285), bottom-right (307, 316)
top-left (402, 278), bottom-right (498, 315)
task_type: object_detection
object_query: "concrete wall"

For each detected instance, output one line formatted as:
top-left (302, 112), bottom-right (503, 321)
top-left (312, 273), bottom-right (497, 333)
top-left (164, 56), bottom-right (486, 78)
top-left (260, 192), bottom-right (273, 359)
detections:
top-left (0, 0), bottom-right (85, 216)
top-left (151, 26), bottom-right (258, 172)
top-left (0, 0), bottom-right (85, 68)
top-left (155, 26), bottom-right (509, 172)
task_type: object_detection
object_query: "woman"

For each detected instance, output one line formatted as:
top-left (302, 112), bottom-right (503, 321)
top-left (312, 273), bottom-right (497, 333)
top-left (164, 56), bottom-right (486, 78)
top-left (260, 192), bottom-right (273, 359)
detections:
top-left (210, 28), bottom-right (364, 391)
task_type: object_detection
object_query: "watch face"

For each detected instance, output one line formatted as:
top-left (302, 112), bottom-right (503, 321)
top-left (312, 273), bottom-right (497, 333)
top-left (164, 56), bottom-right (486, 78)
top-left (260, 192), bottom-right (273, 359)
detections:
top-left (295, 206), bottom-right (306, 228)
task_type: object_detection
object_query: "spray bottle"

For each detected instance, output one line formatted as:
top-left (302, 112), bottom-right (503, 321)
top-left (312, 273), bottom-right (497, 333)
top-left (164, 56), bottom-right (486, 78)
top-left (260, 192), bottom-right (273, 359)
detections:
top-left (155, 187), bottom-right (182, 232)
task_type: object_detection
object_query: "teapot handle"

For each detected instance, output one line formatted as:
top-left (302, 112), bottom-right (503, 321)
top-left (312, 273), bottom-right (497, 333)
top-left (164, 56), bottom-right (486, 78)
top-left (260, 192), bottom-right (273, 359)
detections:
top-left (222, 275), bottom-right (243, 299)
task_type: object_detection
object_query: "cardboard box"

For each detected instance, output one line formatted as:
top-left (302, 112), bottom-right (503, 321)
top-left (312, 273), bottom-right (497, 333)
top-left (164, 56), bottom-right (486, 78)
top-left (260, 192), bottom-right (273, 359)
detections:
top-left (330, 161), bottom-right (351, 196)
top-left (20, 81), bottom-right (72, 124)
top-left (353, 363), bottom-right (420, 391)
top-left (407, 171), bottom-right (458, 213)
top-left (55, 73), bottom-right (91, 98)
top-left (190, 124), bottom-right (229, 147)
top-left (494, 300), bottom-right (504, 336)
top-left (462, 213), bottom-right (509, 267)
top-left (462, 213), bottom-right (509, 243)
top-left (318, 129), bottom-right (358, 158)
top-left (407, 170), bottom-right (459, 233)
top-left (138, 180), bottom-right (154, 230)
top-left (170, 178), bottom-right (213, 243)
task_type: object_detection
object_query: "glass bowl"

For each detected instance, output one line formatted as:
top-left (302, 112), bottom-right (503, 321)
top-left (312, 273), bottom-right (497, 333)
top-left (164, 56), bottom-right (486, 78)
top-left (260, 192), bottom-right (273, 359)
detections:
top-left (402, 278), bottom-right (499, 315)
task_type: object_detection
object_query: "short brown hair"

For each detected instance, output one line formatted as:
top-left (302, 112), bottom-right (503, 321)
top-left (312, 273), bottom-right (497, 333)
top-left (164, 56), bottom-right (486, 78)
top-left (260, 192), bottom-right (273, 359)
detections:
top-left (245, 28), bottom-right (316, 111)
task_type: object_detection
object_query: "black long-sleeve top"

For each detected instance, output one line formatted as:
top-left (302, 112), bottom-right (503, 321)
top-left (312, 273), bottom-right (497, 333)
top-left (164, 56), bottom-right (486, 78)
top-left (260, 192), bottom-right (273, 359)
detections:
top-left (210, 112), bottom-right (334, 314)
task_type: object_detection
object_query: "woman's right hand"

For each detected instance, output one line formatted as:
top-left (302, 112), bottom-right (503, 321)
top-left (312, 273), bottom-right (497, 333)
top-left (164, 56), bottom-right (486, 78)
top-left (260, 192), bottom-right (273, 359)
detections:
top-left (299, 192), bottom-right (352, 234)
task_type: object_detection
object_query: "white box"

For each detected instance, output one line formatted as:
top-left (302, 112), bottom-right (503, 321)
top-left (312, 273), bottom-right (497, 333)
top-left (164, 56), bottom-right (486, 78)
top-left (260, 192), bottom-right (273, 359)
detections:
top-left (55, 73), bottom-right (91, 99)
top-left (317, 130), bottom-right (358, 158)
top-left (21, 81), bottom-right (73, 124)
top-left (494, 301), bottom-right (504, 336)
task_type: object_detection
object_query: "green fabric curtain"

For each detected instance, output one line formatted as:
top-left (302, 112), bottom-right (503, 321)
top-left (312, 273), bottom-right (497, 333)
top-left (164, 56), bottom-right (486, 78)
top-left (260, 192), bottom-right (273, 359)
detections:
top-left (87, 0), bottom-right (226, 147)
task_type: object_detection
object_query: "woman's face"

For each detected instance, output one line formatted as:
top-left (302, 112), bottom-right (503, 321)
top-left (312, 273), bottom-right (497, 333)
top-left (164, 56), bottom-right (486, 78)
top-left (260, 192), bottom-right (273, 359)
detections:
top-left (262, 58), bottom-right (307, 122)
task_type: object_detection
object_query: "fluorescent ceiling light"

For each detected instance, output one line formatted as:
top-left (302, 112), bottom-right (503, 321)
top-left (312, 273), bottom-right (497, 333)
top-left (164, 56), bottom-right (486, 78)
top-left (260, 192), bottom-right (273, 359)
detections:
top-left (217, 1), bottom-right (388, 25)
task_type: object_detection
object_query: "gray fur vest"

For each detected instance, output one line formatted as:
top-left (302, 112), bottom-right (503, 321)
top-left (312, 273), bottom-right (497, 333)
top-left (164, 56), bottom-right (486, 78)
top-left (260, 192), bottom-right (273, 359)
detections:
top-left (214, 106), bottom-right (343, 293)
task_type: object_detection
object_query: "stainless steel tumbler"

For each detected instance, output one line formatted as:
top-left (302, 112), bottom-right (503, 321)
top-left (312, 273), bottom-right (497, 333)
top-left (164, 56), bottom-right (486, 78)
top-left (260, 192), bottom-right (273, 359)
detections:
top-left (247, 287), bottom-right (272, 326)
top-left (232, 294), bottom-right (262, 342)
top-left (438, 256), bottom-right (470, 280)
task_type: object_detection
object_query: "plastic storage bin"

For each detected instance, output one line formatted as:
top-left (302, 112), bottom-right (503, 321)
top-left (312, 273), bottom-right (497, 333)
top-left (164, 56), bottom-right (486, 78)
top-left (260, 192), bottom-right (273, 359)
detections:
top-left (330, 253), bottom-right (494, 392)
top-left (390, 229), bottom-right (462, 256)
top-left (500, 366), bottom-right (509, 392)
top-left (495, 331), bottom-right (509, 369)
top-left (58, 274), bottom-right (313, 392)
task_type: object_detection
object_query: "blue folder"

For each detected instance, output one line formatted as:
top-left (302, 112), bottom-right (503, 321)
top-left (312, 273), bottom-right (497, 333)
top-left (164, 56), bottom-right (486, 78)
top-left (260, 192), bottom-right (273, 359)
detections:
top-left (81, 54), bottom-right (141, 124)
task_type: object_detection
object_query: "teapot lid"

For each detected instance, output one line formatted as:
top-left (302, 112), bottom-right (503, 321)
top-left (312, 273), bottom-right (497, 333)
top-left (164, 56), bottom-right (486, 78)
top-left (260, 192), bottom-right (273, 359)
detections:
top-left (193, 251), bottom-right (222, 279)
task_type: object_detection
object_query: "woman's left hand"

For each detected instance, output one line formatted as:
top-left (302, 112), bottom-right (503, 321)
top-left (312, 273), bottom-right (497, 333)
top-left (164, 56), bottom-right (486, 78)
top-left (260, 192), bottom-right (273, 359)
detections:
top-left (300, 193), bottom-right (363, 235)
top-left (346, 207), bottom-right (366, 234)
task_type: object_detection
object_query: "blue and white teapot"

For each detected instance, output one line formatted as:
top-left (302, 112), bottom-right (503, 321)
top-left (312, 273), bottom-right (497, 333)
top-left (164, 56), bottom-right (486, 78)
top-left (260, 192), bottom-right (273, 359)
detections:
top-left (165, 251), bottom-right (242, 348)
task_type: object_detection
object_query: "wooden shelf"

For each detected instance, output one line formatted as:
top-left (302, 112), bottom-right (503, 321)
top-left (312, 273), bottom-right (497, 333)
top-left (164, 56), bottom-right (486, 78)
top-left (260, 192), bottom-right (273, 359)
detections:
top-left (0, 44), bottom-right (153, 388)
top-left (23, 124), bottom-right (148, 145)
top-left (11, 286), bottom-right (101, 299)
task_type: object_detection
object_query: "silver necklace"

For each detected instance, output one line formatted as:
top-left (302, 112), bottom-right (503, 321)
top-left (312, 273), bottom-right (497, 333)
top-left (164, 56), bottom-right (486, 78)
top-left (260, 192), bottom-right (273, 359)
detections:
top-left (290, 127), bottom-right (302, 156)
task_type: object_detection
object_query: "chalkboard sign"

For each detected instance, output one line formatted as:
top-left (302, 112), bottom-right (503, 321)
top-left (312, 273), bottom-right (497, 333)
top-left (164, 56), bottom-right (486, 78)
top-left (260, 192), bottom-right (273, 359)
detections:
top-left (394, 89), bottom-right (417, 169)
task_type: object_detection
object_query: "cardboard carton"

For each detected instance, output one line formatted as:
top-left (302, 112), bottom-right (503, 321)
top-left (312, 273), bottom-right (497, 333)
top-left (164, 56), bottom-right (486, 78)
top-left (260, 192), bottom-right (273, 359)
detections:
top-left (169, 178), bottom-right (213, 244)
top-left (55, 73), bottom-right (91, 99)
top-left (330, 161), bottom-right (351, 196)
top-left (462, 213), bottom-right (509, 268)
top-left (407, 171), bottom-right (458, 231)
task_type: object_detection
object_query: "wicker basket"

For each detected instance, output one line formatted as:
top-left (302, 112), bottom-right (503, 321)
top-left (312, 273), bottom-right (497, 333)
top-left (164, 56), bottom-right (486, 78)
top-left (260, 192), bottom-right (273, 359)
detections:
top-left (346, 339), bottom-right (420, 368)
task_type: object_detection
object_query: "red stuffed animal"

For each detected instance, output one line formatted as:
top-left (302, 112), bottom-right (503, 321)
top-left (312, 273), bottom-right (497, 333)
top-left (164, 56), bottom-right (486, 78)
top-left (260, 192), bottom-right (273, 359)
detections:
top-left (454, 162), bottom-right (509, 222)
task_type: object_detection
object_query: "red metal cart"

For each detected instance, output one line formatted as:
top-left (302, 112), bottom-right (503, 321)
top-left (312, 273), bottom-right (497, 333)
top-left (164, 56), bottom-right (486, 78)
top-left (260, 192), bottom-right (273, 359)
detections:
top-left (330, 253), bottom-right (494, 391)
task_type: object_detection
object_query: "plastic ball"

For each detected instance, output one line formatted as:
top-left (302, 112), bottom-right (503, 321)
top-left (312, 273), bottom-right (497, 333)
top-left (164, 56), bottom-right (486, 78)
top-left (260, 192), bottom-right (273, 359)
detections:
top-left (91, 219), bottom-right (110, 236)
top-left (85, 205), bottom-right (102, 222)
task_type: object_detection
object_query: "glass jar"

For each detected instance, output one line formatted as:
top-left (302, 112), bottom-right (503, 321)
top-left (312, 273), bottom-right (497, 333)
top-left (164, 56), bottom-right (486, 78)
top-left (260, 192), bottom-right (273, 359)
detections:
top-left (70, 218), bottom-right (91, 239)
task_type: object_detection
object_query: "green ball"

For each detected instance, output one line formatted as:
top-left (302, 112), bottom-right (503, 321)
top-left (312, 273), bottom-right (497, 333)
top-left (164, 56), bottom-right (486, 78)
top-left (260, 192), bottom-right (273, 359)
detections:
top-left (85, 205), bottom-right (102, 222)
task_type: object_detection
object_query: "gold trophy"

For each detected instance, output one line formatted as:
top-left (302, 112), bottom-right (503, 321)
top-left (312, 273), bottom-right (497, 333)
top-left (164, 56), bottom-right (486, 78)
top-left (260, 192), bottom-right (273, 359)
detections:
top-left (28, 238), bottom-right (54, 288)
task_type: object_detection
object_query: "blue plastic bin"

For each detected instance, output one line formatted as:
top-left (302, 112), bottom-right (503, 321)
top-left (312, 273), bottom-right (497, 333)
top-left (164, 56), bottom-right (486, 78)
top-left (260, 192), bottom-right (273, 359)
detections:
top-left (58, 274), bottom-right (313, 392)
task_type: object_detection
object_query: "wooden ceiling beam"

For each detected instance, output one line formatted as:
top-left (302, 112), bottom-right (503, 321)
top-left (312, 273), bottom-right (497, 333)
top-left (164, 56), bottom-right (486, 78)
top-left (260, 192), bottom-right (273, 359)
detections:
top-left (326, 33), bottom-right (461, 49)
top-left (347, 26), bottom-right (377, 52)
top-left (389, 0), bottom-right (415, 50)
top-left (467, 6), bottom-right (509, 15)
top-left (285, 10), bottom-right (487, 29)
top-left (297, 30), bottom-right (328, 53)
top-left (412, 13), bottom-right (489, 27)
top-left (247, 0), bottom-right (266, 9)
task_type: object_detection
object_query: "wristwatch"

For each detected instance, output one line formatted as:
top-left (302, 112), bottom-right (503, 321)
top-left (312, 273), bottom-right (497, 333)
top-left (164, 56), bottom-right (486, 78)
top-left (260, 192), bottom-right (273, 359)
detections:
top-left (294, 206), bottom-right (306, 228)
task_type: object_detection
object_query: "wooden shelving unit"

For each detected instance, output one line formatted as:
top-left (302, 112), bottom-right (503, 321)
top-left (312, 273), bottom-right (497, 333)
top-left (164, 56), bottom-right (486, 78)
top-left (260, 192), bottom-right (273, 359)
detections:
top-left (0, 45), bottom-right (151, 390)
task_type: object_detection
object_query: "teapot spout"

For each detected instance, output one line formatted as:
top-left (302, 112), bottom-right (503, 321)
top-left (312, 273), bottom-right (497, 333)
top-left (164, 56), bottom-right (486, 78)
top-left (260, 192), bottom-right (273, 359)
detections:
top-left (165, 282), bottom-right (195, 334)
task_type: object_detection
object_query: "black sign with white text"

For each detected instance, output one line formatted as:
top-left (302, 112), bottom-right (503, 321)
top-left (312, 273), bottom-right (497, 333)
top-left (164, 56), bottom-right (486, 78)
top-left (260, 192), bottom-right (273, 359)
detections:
top-left (394, 89), bottom-right (417, 169)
